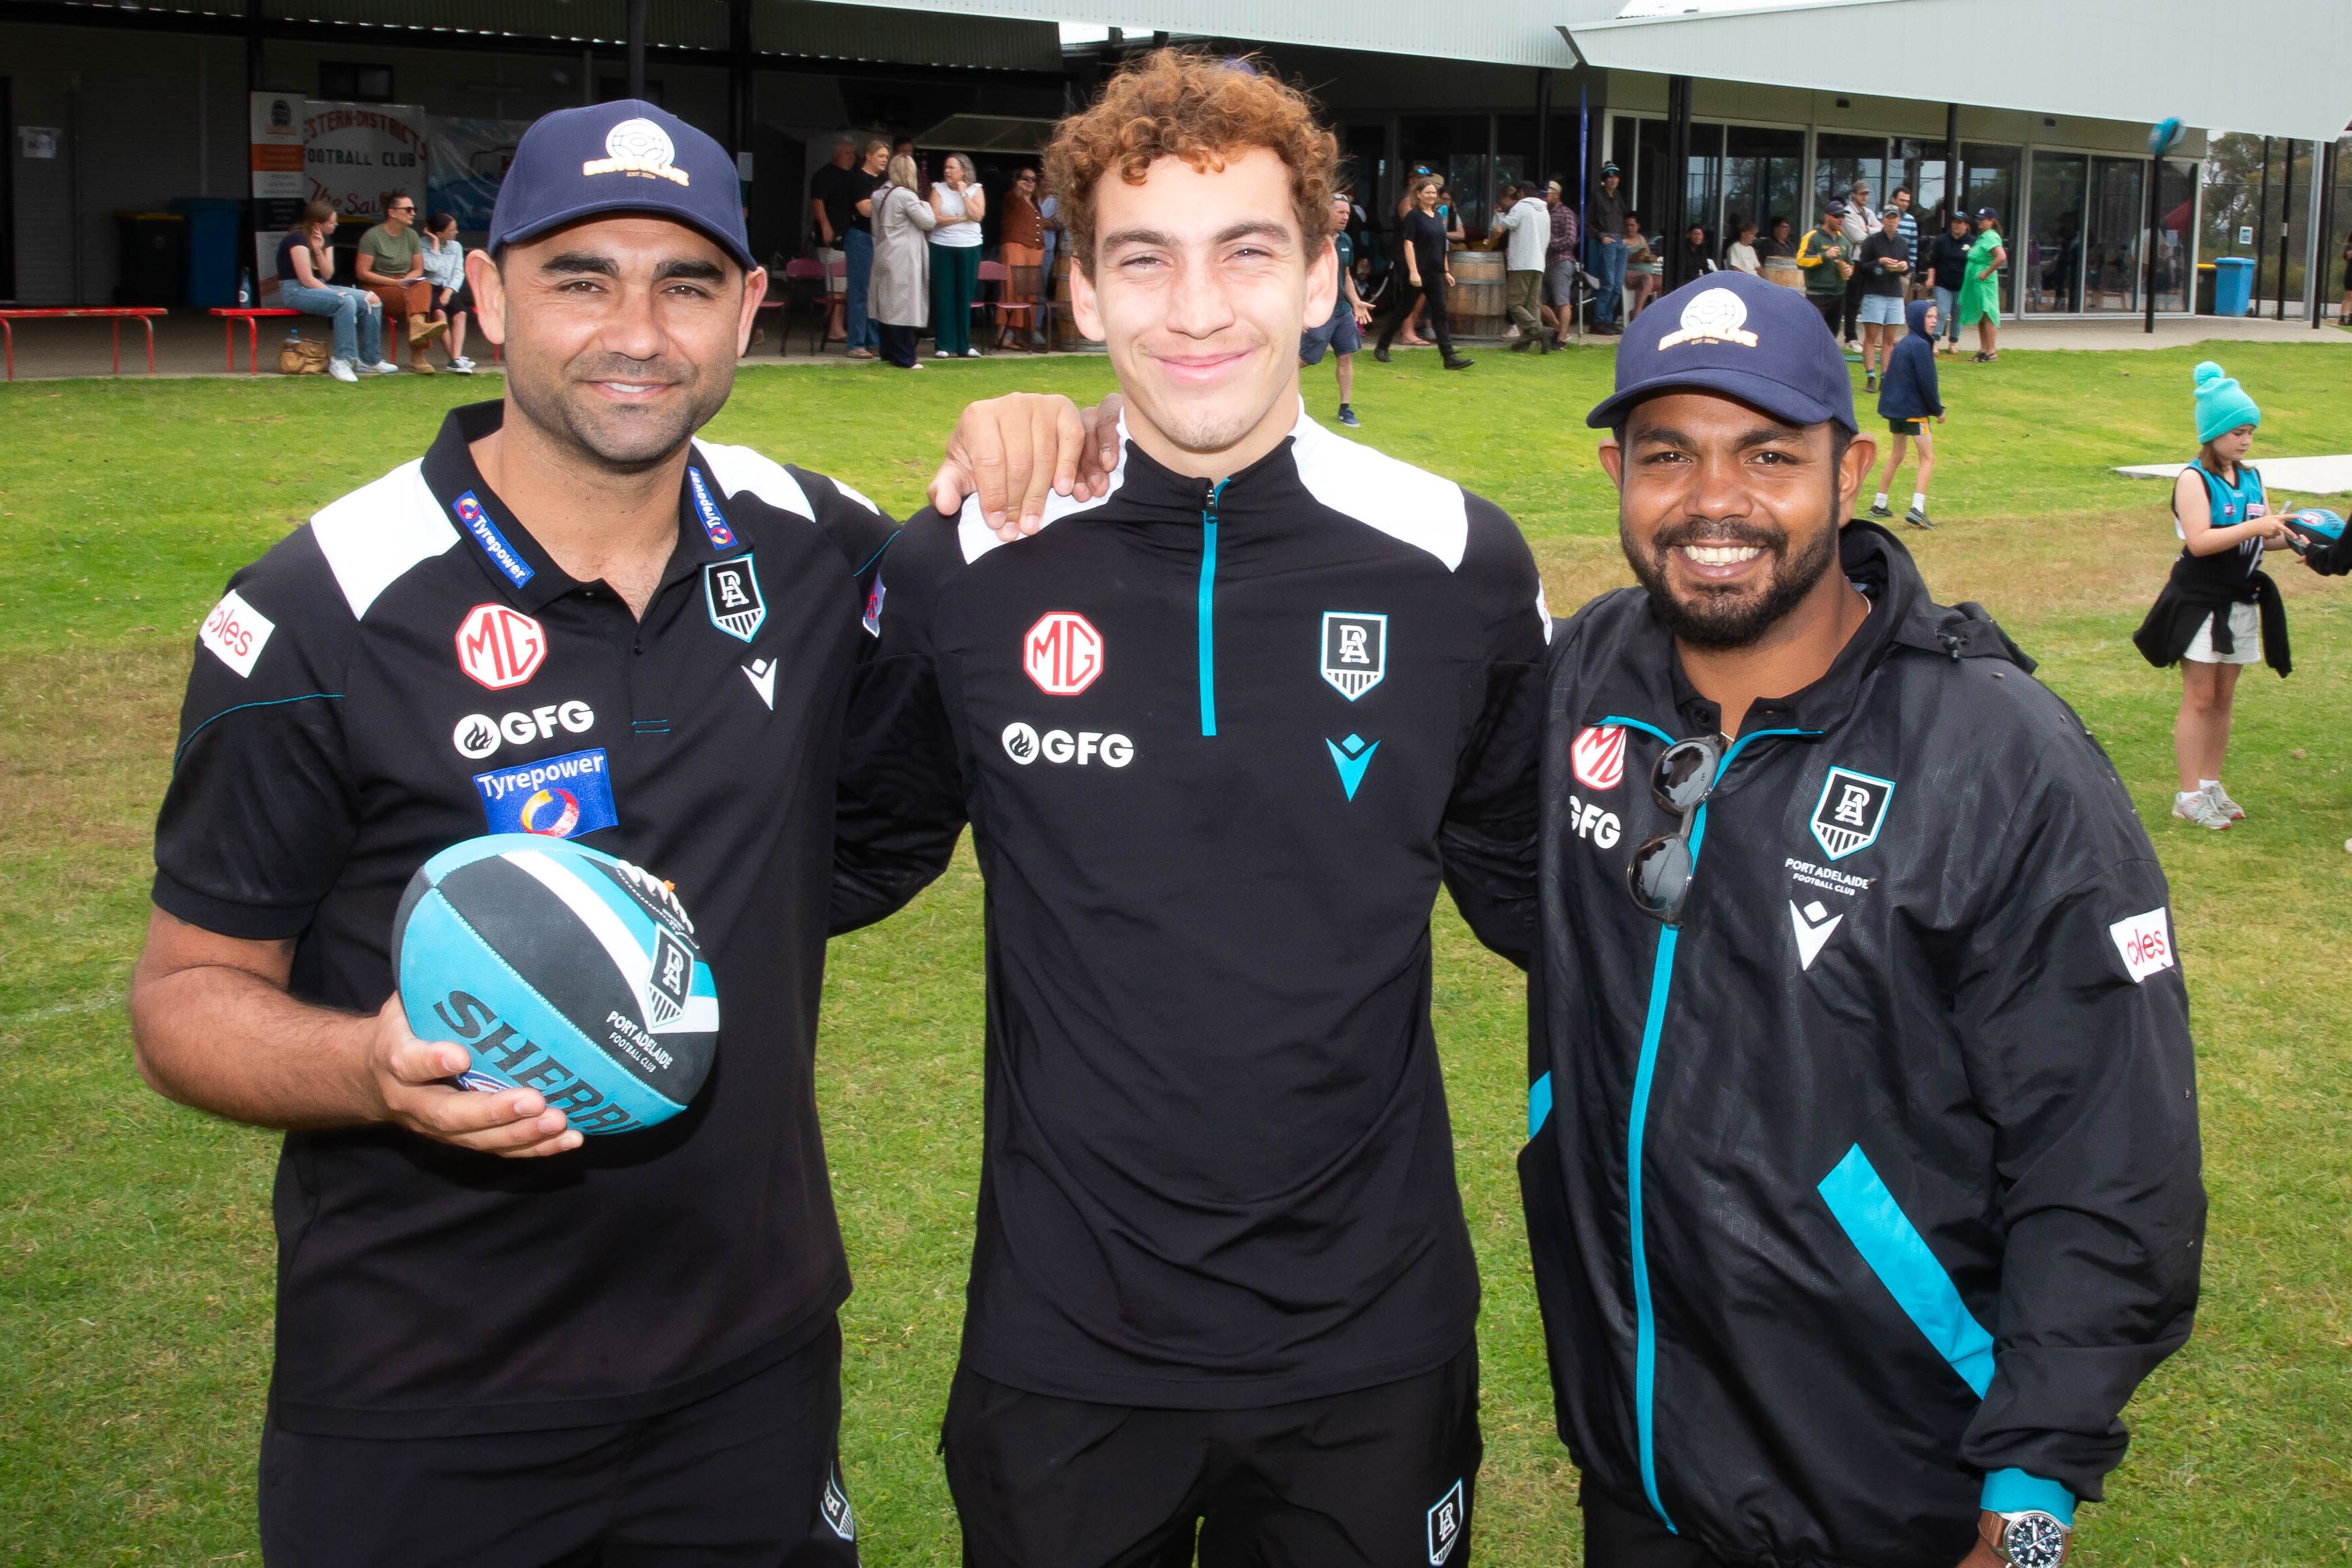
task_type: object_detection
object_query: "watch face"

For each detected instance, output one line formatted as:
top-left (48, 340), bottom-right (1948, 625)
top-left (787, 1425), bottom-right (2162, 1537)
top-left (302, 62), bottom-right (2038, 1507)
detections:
top-left (2002, 1512), bottom-right (2068, 1568)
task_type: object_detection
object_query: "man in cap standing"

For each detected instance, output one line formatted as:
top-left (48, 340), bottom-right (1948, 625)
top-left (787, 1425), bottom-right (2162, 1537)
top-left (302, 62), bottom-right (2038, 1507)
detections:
top-left (132, 100), bottom-right (929, 1565)
top-left (1588, 161), bottom-right (1630, 334)
top-left (1519, 268), bottom-right (2205, 1567)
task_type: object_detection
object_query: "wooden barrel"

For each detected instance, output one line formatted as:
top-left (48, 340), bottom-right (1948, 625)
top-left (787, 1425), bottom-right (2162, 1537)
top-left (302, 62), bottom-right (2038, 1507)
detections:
top-left (1762, 256), bottom-right (1804, 291)
top-left (1448, 250), bottom-right (1506, 337)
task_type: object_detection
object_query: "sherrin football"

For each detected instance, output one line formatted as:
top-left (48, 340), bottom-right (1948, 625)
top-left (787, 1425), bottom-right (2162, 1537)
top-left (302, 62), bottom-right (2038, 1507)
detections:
top-left (392, 835), bottom-right (719, 1135)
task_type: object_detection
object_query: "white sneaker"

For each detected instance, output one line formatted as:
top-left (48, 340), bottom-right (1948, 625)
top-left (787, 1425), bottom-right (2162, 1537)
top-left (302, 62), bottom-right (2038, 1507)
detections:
top-left (906, 360), bottom-right (925, 370)
top-left (448, 356), bottom-right (475, 374)
top-left (2205, 783), bottom-right (2246, 821)
top-left (935, 350), bottom-right (953, 359)
top-left (963, 348), bottom-right (982, 358)
top-left (2173, 791), bottom-right (2231, 830)
top-left (327, 358), bottom-right (359, 383)
top-left (362, 360), bottom-right (400, 375)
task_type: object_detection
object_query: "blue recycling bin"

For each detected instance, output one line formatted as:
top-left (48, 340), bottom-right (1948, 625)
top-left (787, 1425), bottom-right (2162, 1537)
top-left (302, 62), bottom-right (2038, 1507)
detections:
top-left (2211, 255), bottom-right (2256, 318)
top-left (171, 198), bottom-right (247, 309)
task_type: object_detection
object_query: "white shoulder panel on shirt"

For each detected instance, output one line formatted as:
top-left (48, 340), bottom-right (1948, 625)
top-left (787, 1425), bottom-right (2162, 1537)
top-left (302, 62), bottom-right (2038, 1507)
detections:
top-left (695, 441), bottom-right (815, 520)
top-left (956, 418), bottom-right (1132, 564)
top-left (309, 459), bottom-right (459, 620)
top-left (1287, 408), bottom-right (1468, 570)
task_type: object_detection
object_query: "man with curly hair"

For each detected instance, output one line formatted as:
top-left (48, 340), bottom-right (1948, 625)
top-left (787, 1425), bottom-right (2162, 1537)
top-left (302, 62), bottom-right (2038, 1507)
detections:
top-left (839, 48), bottom-right (1549, 1568)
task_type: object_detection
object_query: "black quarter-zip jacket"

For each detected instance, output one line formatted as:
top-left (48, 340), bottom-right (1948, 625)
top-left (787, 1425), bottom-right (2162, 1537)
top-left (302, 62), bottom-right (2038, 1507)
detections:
top-left (836, 408), bottom-right (1550, 1407)
top-left (152, 402), bottom-right (896, 1436)
top-left (1520, 524), bottom-right (2204, 1565)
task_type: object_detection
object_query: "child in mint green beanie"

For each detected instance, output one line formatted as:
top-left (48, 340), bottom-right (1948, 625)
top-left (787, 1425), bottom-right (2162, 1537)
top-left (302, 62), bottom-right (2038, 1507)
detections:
top-left (2193, 360), bottom-right (2260, 445)
top-left (2130, 360), bottom-right (2291, 830)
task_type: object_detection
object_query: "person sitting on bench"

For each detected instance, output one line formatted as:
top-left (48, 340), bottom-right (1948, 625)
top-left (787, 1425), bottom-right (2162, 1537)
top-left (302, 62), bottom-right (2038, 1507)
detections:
top-left (275, 200), bottom-right (389, 383)
top-left (355, 191), bottom-right (445, 373)
top-left (420, 212), bottom-right (477, 374)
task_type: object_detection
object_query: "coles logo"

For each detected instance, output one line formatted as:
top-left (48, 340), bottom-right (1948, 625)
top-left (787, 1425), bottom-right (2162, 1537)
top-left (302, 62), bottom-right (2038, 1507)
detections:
top-left (2108, 907), bottom-right (2177, 984)
top-left (1570, 724), bottom-right (1626, 791)
top-left (1024, 611), bottom-right (1103, 696)
top-left (199, 588), bottom-right (277, 679)
top-left (456, 604), bottom-right (547, 690)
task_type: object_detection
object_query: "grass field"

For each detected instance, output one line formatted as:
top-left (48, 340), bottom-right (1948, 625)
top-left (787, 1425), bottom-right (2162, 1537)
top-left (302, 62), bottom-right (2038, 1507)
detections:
top-left (3, 339), bottom-right (2349, 1567)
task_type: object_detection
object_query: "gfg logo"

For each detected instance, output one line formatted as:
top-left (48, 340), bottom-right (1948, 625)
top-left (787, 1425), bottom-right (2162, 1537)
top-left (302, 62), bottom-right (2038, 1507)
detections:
top-left (452, 700), bottom-right (595, 759)
top-left (1565, 792), bottom-right (1621, 849)
top-left (1002, 721), bottom-right (1133, 768)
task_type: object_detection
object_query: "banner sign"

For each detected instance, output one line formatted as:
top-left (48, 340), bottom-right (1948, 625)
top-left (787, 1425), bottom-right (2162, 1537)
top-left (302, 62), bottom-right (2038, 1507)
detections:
top-left (427, 117), bottom-right (532, 232)
top-left (303, 100), bottom-right (431, 218)
top-left (249, 92), bottom-right (432, 300)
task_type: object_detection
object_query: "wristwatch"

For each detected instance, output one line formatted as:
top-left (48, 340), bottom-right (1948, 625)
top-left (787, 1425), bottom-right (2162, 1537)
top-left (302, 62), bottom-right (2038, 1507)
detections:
top-left (1986, 1510), bottom-right (2071, 1567)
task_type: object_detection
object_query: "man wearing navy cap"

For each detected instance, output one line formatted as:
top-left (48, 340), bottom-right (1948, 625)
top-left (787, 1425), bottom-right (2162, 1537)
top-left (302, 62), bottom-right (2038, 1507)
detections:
top-left (1588, 161), bottom-right (1630, 334)
top-left (129, 98), bottom-right (1018, 1565)
top-left (1519, 269), bottom-right (2205, 1567)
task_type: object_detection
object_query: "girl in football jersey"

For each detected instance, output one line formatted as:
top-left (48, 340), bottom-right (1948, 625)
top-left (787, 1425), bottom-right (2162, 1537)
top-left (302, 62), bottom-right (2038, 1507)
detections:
top-left (2132, 362), bottom-right (2295, 829)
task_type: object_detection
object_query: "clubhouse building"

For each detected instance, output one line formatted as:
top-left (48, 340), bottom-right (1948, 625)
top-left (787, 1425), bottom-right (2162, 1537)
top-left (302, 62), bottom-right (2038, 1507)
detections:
top-left (2, 0), bottom-right (2346, 321)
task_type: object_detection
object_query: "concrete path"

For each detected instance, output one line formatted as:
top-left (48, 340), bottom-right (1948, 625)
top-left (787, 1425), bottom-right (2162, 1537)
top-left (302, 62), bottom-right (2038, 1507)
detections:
top-left (2116, 455), bottom-right (2352, 496)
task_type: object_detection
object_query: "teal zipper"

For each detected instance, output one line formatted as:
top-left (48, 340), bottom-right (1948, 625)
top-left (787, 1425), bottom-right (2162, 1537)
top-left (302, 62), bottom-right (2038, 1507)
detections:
top-left (1198, 479), bottom-right (1227, 737)
top-left (1599, 714), bottom-right (1814, 1534)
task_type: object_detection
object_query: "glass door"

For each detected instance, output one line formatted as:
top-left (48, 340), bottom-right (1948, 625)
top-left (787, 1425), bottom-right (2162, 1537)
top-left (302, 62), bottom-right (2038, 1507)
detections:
top-left (2027, 153), bottom-right (2087, 312)
top-left (2084, 156), bottom-right (2147, 311)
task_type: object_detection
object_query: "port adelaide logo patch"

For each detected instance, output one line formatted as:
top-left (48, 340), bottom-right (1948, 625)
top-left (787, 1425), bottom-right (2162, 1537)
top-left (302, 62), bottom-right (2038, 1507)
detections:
top-left (1320, 611), bottom-right (1387, 700)
top-left (1809, 766), bottom-right (1895, 860)
top-left (704, 555), bottom-right (766, 642)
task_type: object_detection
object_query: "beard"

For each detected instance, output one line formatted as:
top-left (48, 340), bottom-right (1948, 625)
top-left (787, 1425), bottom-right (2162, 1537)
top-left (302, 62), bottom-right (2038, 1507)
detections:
top-left (1623, 499), bottom-right (1842, 649)
top-left (505, 346), bottom-right (730, 475)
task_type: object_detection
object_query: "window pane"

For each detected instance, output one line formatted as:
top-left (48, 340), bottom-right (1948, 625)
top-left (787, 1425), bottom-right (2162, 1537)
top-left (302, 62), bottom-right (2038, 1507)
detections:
top-left (2027, 153), bottom-right (2087, 312)
top-left (2157, 157), bottom-right (2197, 311)
top-left (1960, 143), bottom-right (2019, 301)
top-left (1816, 132), bottom-right (1889, 213)
top-left (2084, 156), bottom-right (2147, 312)
top-left (1725, 125), bottom-right (1804, 244)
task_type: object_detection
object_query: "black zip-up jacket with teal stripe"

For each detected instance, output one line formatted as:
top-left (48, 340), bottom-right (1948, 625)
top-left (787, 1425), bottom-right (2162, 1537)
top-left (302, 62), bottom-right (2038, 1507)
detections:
top-left (1520, 525), bottom-right (2203, 1565)
top-left (834, 409), bottom-right (1549, 1407)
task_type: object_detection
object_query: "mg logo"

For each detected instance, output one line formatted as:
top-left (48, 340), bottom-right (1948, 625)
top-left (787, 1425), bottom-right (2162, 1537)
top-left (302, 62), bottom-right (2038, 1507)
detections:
top-left (1024, 611), bottom-right (1103, 696)
top-left (455, 604), bottom-right (547, 690)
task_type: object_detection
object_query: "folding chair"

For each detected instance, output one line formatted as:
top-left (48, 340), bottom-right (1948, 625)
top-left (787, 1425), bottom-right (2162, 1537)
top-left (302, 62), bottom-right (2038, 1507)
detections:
top-left (990, 247), bottom-right (1044, 351)
top-left (778, 258), bottom-right (828, 355)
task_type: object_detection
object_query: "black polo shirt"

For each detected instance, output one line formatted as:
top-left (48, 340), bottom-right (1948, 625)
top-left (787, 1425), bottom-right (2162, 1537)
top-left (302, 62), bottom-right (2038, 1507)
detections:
top-left (153, 400), bottom-right (896, 1437)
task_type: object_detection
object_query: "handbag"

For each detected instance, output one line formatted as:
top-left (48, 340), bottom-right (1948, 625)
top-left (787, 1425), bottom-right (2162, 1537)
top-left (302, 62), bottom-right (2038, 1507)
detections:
top-left (277, 335), bottom-right (331, 376)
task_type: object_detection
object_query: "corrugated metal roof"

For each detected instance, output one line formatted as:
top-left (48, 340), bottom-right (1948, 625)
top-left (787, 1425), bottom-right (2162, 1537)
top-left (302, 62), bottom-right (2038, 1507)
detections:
top-left (1567, 0), bottom-right (2352, 144)
top-left (2, 0), bottom-right (1061, 68)
top-left (802, 0), bottom-right (1591, 68)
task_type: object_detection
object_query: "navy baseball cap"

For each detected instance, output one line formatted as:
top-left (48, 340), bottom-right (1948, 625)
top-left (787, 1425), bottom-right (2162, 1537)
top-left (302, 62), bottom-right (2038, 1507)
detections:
top-left (1974, 206), bottom-right (1998, 221)
top-left (488, 100), bottom-right (755, 271)
top-left (1585, 269), bottom-right (1857, 435)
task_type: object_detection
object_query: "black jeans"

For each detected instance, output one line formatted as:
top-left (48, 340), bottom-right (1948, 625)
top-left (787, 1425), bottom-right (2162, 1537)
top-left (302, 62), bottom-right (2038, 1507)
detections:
top-left (877, 321), bottom-right (919, 368)
top-left (1811, 293), bottom-right (1844, 337)
top-left (1841, 266), bottom-right (1868, 340)
top-left (1581, 1484), bottom-right (1727, 1568)
top-left (1377, 275), bottom-right (1454, 358)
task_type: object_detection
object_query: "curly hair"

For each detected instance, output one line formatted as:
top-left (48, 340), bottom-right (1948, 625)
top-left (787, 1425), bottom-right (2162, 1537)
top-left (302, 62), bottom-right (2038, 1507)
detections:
top-left (1044, 49), bottom-right (1340, 276)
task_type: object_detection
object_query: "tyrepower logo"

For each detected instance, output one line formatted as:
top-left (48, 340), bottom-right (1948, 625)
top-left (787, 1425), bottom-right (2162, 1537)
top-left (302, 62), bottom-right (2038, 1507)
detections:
top-left (2109, 907), bottom-right (2177, 984)
top-left (1570, 724), bottom-right (1626, 791)
top-left (456, 604), bottom-right (547, 690)
top-left (1024, 611), bottom-right (1103, 695)
top-left (1002, 722), bottom-right (1132, 767)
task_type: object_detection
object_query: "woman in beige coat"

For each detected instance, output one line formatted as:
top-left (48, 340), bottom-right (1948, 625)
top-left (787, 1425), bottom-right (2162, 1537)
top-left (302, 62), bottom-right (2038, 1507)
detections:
top-left (869, 154), bottom-right (937, 369)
